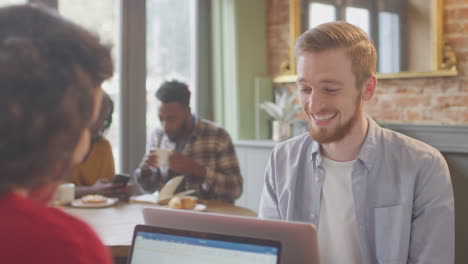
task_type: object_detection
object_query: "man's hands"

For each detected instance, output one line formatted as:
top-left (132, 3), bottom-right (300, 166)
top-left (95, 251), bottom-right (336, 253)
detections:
top-left (139, 150), bottom-right (206, 179)
top-left (142, 150), bottom-right (159, 170)
top-left (75, 179), bottom-right (131, 200)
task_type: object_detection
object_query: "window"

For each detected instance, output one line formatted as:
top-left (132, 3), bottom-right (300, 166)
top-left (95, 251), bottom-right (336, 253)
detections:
top-left (345, 7), bottom-right (370, 35)
top-left (308, 3), bottom-right (336, 29)
top-left (7, 0), bottom-right (210, 173)
top-left (379, 12), bottom-right (401, 73)
top-left (58, 0), bottom-right (121, 172)
top-left (306, 1), bottom-right (370, 35)
top-left (0, 0), bottom-right (26, 7)
top-left (146, 0), bottom-right (196, 136)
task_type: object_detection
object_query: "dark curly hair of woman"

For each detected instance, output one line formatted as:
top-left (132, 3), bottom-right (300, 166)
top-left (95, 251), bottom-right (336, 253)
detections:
top-left (0, 4), bottom-right (114, 194)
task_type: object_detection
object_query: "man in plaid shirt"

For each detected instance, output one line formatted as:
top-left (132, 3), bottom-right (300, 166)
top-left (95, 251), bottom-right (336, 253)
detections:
top-left (134, 81), bottom-right (243, 203)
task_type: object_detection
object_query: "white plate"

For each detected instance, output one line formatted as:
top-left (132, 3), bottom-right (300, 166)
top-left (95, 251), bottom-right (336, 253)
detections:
top-left (70, 197), bottom-right (118, 208)
top-left (193, 203), bottom-right (207, 211)
top-left (166, 203), bottom-right (207, 212)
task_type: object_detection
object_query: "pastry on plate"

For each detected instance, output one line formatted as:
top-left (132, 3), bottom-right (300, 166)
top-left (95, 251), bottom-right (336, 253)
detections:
top-left (168, 196), bottom-right (197, 210)
top-left (81, 194), bottom-right (108, 204)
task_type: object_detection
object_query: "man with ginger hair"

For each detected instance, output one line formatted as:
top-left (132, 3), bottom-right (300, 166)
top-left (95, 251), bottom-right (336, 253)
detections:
top-left (259, 21), bottom-right (454, 263)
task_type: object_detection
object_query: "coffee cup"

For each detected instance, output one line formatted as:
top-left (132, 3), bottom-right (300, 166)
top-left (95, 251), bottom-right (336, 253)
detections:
top-left (155, 149), bottom-right (172, 167)
top-left (54, 183), bottom-right (75, 205)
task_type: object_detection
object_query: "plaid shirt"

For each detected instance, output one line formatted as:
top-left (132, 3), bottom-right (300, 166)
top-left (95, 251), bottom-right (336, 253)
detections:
top-left (135, 116), bottom-right (243, 203)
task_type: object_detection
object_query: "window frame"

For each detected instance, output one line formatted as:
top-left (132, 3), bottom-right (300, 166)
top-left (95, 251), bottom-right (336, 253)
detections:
top-left (301, 0), bottom-right (408, 73)
top-left (27, 0), bottom-right (212, 173)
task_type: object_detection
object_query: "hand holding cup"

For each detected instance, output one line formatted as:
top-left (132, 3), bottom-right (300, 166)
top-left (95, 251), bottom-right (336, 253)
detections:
top-left (142, 148), bottom-right (172, 171)
top-left (155, 148), bottom-right (172, 167)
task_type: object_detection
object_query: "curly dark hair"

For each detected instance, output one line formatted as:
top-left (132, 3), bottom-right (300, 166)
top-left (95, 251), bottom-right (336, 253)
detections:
top-left (101, 92), bottom-right (114, 135)
top-left (91, 91), bottom-right (114, 140)
top-left (155, 80), bottom-right (191, 107)
top-left (0, 4), bottom-right (113, 194)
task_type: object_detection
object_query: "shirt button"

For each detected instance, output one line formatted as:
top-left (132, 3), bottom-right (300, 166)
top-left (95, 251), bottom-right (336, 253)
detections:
top-left (310, 214), bottom-right (316, 219)
top-left (314, 176), bottom-right (319, 182)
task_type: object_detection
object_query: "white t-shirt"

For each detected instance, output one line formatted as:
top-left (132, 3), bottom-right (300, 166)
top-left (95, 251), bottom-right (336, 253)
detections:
top-left (317, 157), bottom-right (362, 264)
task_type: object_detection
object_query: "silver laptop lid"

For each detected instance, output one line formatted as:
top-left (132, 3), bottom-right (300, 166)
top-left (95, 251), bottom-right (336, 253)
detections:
top-left (142, 207), bottom-right (319, 264)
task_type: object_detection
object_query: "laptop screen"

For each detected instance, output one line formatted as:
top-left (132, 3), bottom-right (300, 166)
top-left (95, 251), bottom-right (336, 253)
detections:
top-left (128, 224), bottom-right (281, 264)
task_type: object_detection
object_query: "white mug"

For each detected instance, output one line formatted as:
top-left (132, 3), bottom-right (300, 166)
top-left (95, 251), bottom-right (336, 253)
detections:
top-left (54, 183), bottom-right (75, 205)
top-left (155, 149), bottom-right (172, 167)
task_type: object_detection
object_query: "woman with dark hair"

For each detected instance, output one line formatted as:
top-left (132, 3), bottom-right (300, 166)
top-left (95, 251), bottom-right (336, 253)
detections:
top-left (0, 4), bottom-right (114, 263)
top-left (70, 91), bottom-right (129, 199)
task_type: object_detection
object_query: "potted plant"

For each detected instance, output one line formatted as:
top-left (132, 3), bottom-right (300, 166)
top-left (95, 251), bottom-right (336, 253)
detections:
top-left (260, 90), bottom-right (302, 141)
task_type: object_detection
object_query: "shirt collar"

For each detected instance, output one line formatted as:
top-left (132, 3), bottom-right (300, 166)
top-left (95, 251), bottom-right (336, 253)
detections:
top-left (309, 115), bottom-right (380, 170)
top-left (355, 115), bottom-right (379, 170)
top-left (187, 114), bottom-right (200, 140)
top-left (310, 138), bottom-right (322, 166)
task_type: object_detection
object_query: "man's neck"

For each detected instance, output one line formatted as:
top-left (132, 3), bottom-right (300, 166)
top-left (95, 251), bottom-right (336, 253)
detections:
top-left (179, 115), bottom-right (195, 141)
top-left (320, 114), bottom-right (369, 162)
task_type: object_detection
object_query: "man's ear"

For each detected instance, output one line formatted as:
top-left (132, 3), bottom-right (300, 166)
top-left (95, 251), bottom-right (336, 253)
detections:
top-left (362, 75), bottom-right (377, 101)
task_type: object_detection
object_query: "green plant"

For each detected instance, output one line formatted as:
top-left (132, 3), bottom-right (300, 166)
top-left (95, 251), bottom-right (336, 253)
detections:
top-left (260, 90), bottom-right (302, 123)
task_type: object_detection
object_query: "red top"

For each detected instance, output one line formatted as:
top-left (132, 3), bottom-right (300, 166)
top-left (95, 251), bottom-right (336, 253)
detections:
top-left (0, 192), bottom-right (113, 264)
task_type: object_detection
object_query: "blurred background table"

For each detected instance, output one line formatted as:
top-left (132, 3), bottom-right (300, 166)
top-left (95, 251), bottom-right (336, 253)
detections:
top-left (61, 200), bottom-right (257, 260)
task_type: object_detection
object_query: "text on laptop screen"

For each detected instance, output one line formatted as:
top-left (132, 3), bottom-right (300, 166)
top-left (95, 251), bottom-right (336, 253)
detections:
top-left (130, 230), bottom-right (280, 264)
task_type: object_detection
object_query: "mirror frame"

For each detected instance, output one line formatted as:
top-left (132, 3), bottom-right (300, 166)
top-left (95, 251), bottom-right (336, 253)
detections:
top-left (273, 0), bottom-right (458, 83)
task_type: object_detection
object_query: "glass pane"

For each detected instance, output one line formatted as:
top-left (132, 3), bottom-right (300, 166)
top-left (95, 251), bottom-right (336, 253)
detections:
top-left (345, 7), bottom-right (370, 35)
top-left (58, 0), bottom-right (121, 172)
top-left (308, 3), bottom-right (336, 29)
top-left (0, 0), bottom-right (26, 7)
top-left (146, 0), bottom-right (195, 136)
top-left (379, 12), bottom-right (401, 73)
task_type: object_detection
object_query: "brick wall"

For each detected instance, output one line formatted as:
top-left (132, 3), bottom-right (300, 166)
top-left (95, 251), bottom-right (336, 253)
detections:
top-left (268, 0), bottom-right (468, 124)
top-left (267, 0), bottom-right (291, 76)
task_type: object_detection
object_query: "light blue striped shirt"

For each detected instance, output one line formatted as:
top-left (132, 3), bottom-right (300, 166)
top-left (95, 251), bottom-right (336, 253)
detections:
top-left (259, 118), bottom-right (454, 264)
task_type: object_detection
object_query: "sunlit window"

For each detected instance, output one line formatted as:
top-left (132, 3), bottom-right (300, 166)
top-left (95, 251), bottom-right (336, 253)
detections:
top-left (58, 0), bottom-right (121, 172)
top-left (345, 7), bottom-right (370, 35)
top-left (308, 3), bottom-right (370, 37)
top-left (379, 12), bottom-right (401, 73)
top-left (308, 3), bottom-right (336, 29)
top-left (146, 0), bottom-right (195, 136)
top-left (0, 0), bottom-right (26, 7)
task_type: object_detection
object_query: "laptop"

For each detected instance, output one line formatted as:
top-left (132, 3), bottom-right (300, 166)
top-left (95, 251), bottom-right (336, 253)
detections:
top-left (142, 207), bottom-right (319, 264)
top-left (127, 224), bottom-right (281, 264)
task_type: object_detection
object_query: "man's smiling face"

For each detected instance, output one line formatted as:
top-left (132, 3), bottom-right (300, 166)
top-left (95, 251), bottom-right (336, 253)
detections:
top-left (297, 49), bottom-right (364, 144)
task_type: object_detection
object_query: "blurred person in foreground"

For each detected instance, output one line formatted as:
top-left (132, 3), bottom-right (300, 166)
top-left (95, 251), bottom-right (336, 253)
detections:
top-left (259, 21), bottom-right (454, 263)
top-left (70, 91), bottom-right (129, 199)
top-left (0, 4), bottom-right (114, 263)
top-left (134, 80), bottom-right (242, 203)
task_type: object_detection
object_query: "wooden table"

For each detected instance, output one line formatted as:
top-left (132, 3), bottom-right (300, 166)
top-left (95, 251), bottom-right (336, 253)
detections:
top-left (61, 200), bottom-right (257, 258)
